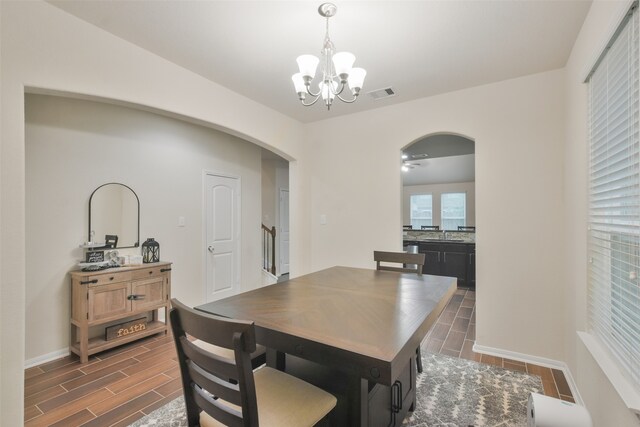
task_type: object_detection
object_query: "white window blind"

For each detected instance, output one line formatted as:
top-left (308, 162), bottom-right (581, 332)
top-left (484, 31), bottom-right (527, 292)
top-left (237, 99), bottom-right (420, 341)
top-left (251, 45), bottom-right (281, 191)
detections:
top-left (410, 194), bottom-right (433, 228)
top-left (441, 192), bottom-right (466, 230)
top-left (588, 4), bottom-right (640, 389)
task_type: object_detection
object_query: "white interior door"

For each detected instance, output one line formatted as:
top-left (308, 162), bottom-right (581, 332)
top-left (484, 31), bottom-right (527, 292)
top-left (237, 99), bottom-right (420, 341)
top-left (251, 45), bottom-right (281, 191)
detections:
top-left (205, 173), bottom-right (240, 302)
top-left (279, 188), bottom-right (289, 275)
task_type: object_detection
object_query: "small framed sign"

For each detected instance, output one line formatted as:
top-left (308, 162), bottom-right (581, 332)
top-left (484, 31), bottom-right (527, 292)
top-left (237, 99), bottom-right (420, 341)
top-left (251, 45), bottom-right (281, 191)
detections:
top-left (105, 317), bottom-right (147, 341)
top-left (85, 250), bottom-right (105, 263)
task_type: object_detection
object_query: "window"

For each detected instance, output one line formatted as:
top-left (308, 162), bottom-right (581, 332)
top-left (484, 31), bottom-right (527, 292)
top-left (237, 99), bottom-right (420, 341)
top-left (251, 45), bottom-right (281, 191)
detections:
top-left (588, 4), bottom-right (640, 389)
top-left (441, 193), bottom-right (466, 230)
top-left (410, 194), bottom-right (432, 228)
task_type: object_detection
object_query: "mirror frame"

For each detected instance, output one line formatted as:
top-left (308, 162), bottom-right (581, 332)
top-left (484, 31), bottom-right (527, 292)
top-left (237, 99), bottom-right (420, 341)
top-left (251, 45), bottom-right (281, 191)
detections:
top-left (88, 182), bottom-right (140, 248)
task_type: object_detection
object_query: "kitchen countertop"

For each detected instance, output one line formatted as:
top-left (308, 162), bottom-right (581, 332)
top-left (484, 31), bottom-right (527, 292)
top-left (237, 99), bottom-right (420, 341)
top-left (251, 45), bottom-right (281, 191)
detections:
top-left (403, 238), bottom-right (475, 244)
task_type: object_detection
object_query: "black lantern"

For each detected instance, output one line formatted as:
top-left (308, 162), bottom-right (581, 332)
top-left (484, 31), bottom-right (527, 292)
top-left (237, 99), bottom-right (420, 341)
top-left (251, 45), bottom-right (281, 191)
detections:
top-left (141, 238), bottom-right (160, 263)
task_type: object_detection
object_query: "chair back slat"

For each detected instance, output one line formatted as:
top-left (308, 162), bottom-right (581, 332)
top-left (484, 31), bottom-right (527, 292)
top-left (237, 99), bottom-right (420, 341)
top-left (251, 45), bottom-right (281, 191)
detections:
top-left (193, 384), bottom-right (244, 427)
top-left (374, 251), bottom-right (425, 275)
top-left (187, 359), bottom-right (242, 405)
top-left (170, 299), bottom-right (259, 427)
top-left (420, 225), bottom-right (440, 230)
top-left (174, 300), bottom-right (256, 353)
top-left (181, 337), bottom-right (238, 381)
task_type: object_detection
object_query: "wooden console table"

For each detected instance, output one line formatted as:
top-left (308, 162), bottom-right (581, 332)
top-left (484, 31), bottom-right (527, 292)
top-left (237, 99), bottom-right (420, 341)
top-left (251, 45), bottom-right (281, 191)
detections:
top-left (70, 262), bottom-right (172, 363)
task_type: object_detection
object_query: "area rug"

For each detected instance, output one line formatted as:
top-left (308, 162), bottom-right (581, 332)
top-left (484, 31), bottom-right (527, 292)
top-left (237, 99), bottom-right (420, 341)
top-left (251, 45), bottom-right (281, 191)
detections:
top-left (129, 353), bottom-right (542, 427)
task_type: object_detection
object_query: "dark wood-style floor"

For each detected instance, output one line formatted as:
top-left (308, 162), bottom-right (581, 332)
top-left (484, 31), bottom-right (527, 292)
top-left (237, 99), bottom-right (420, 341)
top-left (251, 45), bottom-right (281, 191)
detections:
top-left (423, 289), bottom-right (575, 402)
top-left (24, 289), bottom-right (574, 426)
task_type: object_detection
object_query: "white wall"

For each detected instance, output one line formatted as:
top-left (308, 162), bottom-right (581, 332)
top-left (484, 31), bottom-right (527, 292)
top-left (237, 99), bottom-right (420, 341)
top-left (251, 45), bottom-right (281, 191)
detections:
top-left (261, 158), bottom-right (289, 275)
top-left (402, 182), bottom-right (476, 228)
top-left (262, 159), bottom-right (277, 229)
top-left (25, 94), bottom-right (263, 361)
top-left (564, 0), bottom-right (640, 425)
top-left (306, 69), bottom-right (567, 364)
top-left (0, 2), bottom-right (309, 424)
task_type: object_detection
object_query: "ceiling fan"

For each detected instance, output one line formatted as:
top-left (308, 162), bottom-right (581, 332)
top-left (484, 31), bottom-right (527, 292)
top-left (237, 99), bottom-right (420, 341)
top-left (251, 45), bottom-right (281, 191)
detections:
top-left (401, 152), bottom-right (427, 172)
top-left (402, 152), bottom-right (429, 161)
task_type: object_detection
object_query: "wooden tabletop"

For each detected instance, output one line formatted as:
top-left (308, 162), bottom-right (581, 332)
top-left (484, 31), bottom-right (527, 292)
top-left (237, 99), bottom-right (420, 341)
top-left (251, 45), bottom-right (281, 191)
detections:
top-left (196, 266), bottom-right (456, 385)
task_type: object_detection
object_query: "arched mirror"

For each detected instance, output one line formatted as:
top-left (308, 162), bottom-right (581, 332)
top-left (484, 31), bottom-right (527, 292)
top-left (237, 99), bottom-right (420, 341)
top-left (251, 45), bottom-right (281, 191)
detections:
top-left (89, 183), bottom-right (140, 248)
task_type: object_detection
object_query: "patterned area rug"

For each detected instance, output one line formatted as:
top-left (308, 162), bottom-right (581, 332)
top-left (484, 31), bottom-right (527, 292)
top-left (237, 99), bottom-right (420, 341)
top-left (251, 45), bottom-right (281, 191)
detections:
top-left (129, 353), bottom-right (541, 427)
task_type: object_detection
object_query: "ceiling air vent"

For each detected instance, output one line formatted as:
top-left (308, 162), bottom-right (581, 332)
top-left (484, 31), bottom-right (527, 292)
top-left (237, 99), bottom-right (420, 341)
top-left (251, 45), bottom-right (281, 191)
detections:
top-left (367, 87), bottom-right (396, 101)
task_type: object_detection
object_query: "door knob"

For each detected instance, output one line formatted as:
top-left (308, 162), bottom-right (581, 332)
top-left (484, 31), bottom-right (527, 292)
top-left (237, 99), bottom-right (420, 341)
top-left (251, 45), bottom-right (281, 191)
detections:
top-left (208, 246), bottom-right (214, 253)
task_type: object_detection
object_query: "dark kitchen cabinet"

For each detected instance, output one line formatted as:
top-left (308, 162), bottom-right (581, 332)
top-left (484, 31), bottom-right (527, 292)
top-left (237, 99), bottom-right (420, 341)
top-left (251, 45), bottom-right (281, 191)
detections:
top-left (407, 241), bottom-right (476, 289)
top-left (422, 248), bottom-right (441, 275)
top-left (468, 247), bottom-right (476, 288)
top-left (441, 244), bottom-right (468, 287)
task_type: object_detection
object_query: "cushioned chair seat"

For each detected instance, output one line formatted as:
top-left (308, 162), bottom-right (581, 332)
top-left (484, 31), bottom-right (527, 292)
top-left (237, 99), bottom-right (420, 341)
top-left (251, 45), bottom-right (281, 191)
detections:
top-left (199, 367), bottom-right (337, 427)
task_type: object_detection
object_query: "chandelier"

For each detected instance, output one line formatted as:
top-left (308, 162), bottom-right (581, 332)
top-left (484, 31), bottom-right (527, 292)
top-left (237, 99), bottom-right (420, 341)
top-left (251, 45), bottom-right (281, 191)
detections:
top-left (291, 3), bottom-right (367, 110)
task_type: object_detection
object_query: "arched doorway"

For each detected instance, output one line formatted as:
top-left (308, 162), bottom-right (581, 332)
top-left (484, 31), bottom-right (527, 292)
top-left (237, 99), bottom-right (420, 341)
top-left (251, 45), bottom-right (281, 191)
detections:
top-left (401, 133), bottom-right (475, 288)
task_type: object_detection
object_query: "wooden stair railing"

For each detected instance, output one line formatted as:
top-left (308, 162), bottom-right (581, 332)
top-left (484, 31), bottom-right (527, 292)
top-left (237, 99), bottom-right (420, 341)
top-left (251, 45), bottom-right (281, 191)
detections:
top-left (261, 224), bottom-right (276, 275)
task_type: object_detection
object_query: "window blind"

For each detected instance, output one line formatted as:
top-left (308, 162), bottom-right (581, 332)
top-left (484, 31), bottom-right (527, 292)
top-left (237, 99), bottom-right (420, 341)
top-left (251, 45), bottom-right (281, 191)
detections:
top-left (588, 3), bottom-right (640, 389)
top-left (410, 194), bottom-right (433, 228)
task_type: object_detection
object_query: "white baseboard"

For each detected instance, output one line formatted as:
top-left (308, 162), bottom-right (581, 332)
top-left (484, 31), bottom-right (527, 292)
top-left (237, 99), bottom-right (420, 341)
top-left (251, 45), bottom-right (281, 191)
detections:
top-left (25, 347), bottom-right (70, 369)
top-left (473, 343), bottom-right (584, 406)
top-left (261, 268), bottom-right (278, 286)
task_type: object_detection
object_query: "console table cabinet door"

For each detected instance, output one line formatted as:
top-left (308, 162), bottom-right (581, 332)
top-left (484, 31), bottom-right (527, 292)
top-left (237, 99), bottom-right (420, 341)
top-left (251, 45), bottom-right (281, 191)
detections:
top-left (88, 282), bottom-right (131, 321)
top-left (131, 276), bottom-right (165, 311)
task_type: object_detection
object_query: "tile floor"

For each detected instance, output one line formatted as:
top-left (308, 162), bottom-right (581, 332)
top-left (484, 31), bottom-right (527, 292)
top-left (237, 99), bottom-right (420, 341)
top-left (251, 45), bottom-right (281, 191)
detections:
top-left (23, 288), bottom-right (575, 426)
top-left (422, 288), bottom-right (575, 402)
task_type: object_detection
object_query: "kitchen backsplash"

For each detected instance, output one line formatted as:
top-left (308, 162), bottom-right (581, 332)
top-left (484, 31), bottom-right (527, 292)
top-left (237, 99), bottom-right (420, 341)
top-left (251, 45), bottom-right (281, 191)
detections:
top-left (403, 230), bottom-right (476, 242)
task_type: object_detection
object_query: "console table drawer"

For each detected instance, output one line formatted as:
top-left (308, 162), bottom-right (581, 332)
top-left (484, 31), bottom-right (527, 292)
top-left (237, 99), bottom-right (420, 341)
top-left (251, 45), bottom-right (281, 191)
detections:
top-left (132, 266), bottom-right (166, 280)
top-left (87, 271), bottom-right (132, 287)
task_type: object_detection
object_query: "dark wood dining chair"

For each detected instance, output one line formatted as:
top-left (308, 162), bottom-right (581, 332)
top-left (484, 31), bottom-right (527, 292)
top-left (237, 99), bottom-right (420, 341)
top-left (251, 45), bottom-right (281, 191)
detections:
top-left (374, 250), bottom-right (425, 276)
top-left (420, 225), bottom-right (440, 230)
top-left (403, 225), bottom-right (413, 230)
top-left (170, 299), bottom-right (337, 427)
top-left (458, 226), bottom-right (476, 231)
top-left (373, 251), bottom-right (427, 374)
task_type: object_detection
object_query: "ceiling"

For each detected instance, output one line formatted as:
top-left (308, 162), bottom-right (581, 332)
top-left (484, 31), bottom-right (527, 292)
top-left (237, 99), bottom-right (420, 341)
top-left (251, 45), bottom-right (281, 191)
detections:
top-left (402, 154), bottom-right (475, 186)
top-left (403, 134), bottom-right (475, 186)
top-left (48, 1), bottom-right (592, 124)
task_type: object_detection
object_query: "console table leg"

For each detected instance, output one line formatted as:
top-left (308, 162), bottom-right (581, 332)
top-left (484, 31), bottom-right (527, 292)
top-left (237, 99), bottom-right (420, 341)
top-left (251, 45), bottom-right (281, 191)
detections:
top-left (79, 324), bottom-right (89, 363)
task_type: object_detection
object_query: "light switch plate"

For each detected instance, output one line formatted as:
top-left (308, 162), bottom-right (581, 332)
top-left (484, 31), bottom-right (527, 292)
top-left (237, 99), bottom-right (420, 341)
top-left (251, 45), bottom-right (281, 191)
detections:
top-left (178, 216), bottom-right (186, 227)
top-left (320, 214), bottom-right (327, 225)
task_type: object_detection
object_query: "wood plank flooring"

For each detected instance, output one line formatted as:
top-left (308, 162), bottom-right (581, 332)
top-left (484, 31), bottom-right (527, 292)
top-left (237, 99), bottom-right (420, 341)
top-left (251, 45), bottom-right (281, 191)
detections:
top-left (24, 289), bottom-right (574, 426)
top-left (423, 289), bottom-right (575, 402)
top-left (24, 333), bottom-right (181, 427)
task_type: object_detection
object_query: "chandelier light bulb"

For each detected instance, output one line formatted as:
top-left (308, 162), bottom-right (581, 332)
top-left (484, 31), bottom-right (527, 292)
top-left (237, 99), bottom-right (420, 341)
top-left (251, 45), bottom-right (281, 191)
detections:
top-left (332, 52), bottom-right (355, 80)
top-left (319, 80), bottom-right (338, 100)
top-left (292, 73), bottom-right (307, 94)
top-left (348, 67), bottom-right (367, 92)
top-left (296, 55), bottom-right (320, 80)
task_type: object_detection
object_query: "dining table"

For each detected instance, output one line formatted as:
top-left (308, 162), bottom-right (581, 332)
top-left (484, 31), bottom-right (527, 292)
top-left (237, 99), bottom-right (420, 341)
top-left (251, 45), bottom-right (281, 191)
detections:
top-left (196, 265), bottom-right (456, 426)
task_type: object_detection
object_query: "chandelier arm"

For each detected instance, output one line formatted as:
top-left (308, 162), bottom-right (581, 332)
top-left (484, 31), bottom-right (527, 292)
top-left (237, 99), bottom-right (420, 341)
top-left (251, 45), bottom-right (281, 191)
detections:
top-left (305, 85), bottom-right (321, 97)
top-left (329, 81), bottom-right (346, 96)
top-left (336, 93), bottom-right (358, 103)
top-left (301, 94), bottom-right (322, 107)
